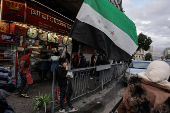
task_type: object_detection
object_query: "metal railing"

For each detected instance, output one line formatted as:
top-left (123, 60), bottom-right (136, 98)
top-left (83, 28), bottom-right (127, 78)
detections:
top-left (51, 63), bottom-right (128, 113)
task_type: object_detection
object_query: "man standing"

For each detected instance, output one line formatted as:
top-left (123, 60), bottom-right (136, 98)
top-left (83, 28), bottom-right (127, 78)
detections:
top-left (18, 49), bottom-right (33, 98)
top-left (72, 52), bottom-right (79, 69)
top-left (78, 53), bottom-right (86, 68)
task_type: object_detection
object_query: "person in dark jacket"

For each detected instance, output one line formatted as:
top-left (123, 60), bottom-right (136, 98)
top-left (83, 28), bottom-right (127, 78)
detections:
top-left (101, 54), bottom-right (110, 65)
top-left (56, 58), bottom-right (78, 112)
top-left (90, 54), bottom-right (95, 67)
top-left (96, 55), bottom-right (102, 66)
top-left (78, 53), bottom-right (86, 68)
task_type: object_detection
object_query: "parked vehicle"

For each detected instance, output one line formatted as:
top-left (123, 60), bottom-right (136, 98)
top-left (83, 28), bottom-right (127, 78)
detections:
top-left (165, 60), bottom-right (170, 66)
top-left (164, 60), bottom-right (170, 82)
top-left (123, 61), bottom-right (151, 84)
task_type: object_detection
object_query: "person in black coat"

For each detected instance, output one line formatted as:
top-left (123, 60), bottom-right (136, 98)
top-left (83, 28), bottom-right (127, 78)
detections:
top-left (101, 54), bottom-right (110, 65)
top-left (56, 58), bottom-right (78, 112)
top-left (78, 53), bottom-right (86, 68)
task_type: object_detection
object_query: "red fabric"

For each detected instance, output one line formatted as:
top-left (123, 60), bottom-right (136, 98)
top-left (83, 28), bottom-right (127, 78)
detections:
top-left (19, 55), bottom-right (33, 84)
top-left (73, 57), bottom-right (78, 63)
top-left (19, 55), bottom-right (31, 69)
top-left (26, 50), bottom-right (32, 54)
top-left (19, 68), bottom-right (33, 84)
top-left (73, 52), bottom-right (77, 55)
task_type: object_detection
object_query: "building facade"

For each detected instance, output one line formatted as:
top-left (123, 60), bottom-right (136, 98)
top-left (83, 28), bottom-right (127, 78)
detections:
top-left (135, 48), bottom-right (145, 60)
top-left (164, 47), bottom-right (170, 56)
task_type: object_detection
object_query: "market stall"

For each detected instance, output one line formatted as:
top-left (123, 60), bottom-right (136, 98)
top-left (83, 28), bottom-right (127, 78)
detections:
top-left (0, 0), bottom-right (73, 84)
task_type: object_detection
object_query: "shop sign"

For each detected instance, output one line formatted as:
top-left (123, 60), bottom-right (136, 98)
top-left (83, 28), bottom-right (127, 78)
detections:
top-left (1, 0), bottom-right (25, 23)
top-left (1, 0), bottom-right (73, 35)
top-left (0, 32), bottom-right (18, 43)
top-left (26, 3), bottom-right (72, 35)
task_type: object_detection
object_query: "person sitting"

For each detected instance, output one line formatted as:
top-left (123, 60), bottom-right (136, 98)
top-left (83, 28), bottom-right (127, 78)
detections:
top-left (118, 61), bottom-right (170, 113)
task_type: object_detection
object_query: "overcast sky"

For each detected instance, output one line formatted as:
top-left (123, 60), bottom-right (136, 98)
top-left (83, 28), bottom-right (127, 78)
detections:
top-left (122, 0), bottom-right (170, 51)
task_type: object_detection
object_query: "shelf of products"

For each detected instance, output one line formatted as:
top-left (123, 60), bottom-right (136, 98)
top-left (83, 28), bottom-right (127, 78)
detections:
top-left (0, 43), bottom-right (16, 50)
top-left (0, 48), bottom-right (16, 51)
top-left (0, 62), bottom-right (14, 66)
top-left (0, 53), bottom-right (14, 54)
top-left (0, 54), bottom-right (13, 59)
top-left (3, 65), bottom-right (13, 67)
top-left (0, 43), bottom-right (17, 78)
top-left (0, 59), bottom-right (13, 60)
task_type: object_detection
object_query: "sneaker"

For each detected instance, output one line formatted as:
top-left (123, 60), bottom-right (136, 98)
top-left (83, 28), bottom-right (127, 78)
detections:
top-left (69, 108), bottom-right (78, 112)
top-left (59, 108), bottom-right (66, 112)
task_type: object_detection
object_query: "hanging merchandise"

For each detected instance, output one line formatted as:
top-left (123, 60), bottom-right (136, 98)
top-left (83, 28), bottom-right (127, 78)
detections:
top-left (27, 28), bottom-right (38, 39)
top-left (48, 33), bottom-right (56, 43)
top-left (56, 35), bottom-right (59, 43)
top-left (63, 36), bottom-right (68, 44)
top-left (57, 35), bottom-right (63, 44)
top-left (38, 31), bottom-right (48, 41)
top-left (0, 22), bottom-right (9, 33)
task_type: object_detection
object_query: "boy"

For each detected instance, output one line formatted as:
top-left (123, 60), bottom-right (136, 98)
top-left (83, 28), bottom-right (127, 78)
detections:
top-left (56, 58), bottom-right (78, 112)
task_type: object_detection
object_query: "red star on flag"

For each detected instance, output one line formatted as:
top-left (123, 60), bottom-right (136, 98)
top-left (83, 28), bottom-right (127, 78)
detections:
top-left (110, 31), bottom-right (114, 36)
top-left (104, 25), bottom-right (108, 29)
top-left (98, 20), bottom-right (101, 24)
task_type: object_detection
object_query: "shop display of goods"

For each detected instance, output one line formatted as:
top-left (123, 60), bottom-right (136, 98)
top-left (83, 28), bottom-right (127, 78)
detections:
top-left (63, 36), bottom-right (68, 44)
top-left (27, 28), bottom-right (38, 38)
top-left (38, 32), bottom-right (48, 41)
top-left (35, 40), bottom-right (39, 45)
top-left (19, 36), bottom-right (24, 46)
top-left (0, 22), bottom-right (9, 33)
top-left (48, 33), bottom-right (56, 43)
top-left (0, 62), bottom-right (14, 66)
top-left (0, 44), bottom-right (15, 50)
top-left (32, 51), bottom-right (40, 54)
top-left (56, 35), bottom-right (59, 43)
top-left (56, 35), bottom-right (63, 44)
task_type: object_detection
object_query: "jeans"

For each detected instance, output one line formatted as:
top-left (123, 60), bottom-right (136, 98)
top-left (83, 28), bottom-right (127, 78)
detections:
top-left (18, 73), bottom-right (31, 95)
top-left (60, 86), bottom-right (72, 109)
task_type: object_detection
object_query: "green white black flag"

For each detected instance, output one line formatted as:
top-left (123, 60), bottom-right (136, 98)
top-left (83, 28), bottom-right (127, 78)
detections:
top-left (70, 0), bottom-right (138, 61)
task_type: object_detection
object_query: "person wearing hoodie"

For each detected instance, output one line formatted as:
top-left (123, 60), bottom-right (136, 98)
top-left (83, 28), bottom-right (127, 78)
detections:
top-left (118, 61), bottom-right (170, 113)
top-left (56, 58), bottom-right (78, 112)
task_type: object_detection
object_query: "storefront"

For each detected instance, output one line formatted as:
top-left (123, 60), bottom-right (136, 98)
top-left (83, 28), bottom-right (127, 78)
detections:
top-left (0, 0), bottom-right (73, 85)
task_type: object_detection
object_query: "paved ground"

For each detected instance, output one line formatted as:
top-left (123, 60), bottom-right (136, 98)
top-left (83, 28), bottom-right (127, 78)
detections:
top-left (54, 78), bottom-right (125, 113)
top-left (76, 81), bottom-right (125, 113)
top-left (6, 76), bottom-right (125, 113)
top-left (6, 80), bottom-right (53, 113)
